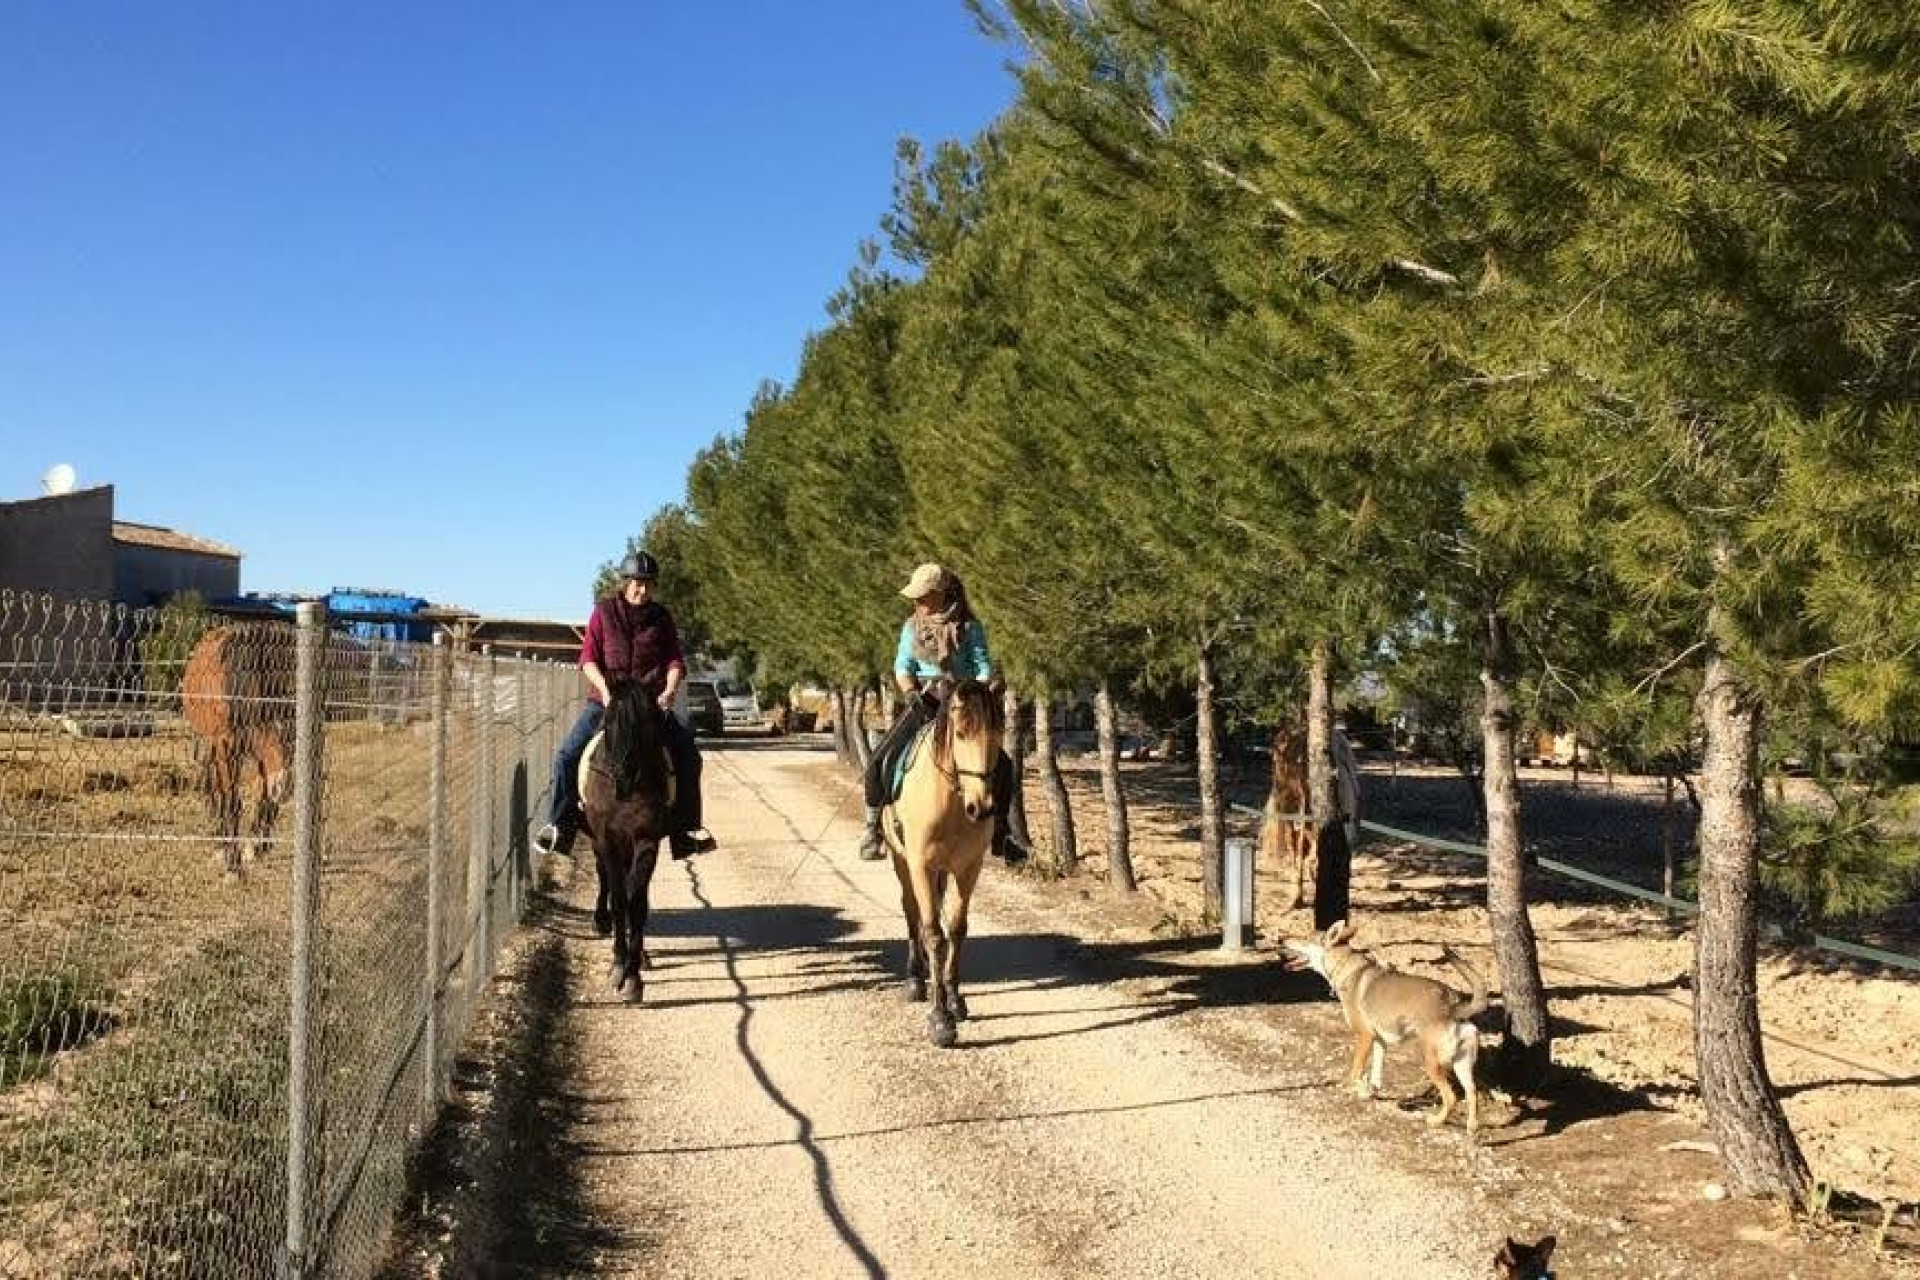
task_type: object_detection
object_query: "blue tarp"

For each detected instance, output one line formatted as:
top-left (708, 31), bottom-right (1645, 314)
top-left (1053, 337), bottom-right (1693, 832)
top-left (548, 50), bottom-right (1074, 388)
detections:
top-left (214, 589), bottom-right (435, 645)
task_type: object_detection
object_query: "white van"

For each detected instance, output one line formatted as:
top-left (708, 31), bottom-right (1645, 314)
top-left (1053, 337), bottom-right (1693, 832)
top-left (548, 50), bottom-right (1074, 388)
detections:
top-left (715, 677), bottom-right (763, 731)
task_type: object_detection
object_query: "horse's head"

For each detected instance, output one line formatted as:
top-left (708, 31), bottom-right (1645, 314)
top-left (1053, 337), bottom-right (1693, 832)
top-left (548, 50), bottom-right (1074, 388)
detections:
top-left (603, 681), bottom-right (668, 802)
top-left (936, 679), bottom-right (1004, 822)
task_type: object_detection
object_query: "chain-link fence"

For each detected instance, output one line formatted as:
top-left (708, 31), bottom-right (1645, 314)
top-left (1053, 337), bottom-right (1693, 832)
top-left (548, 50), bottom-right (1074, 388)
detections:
top-left (0, 591), bottom-right (573, 1278)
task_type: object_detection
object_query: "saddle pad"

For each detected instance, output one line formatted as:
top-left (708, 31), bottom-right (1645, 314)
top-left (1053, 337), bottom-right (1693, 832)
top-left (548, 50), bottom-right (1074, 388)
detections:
top-left (885, 722), bottom-right (935, 804)
top-left (579, 732), bottom-right (676, 811)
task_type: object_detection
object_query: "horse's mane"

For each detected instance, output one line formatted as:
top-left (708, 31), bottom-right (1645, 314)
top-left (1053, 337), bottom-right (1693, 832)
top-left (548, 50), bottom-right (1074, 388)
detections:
top-left (933, 679), bottom-right (1004, 771)
top-left (602, 683), bottom-right (666, 802)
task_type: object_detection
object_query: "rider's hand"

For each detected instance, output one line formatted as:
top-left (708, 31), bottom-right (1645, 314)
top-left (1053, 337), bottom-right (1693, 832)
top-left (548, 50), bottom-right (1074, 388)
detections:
top-left (657, 689), bottom-right (676, 712)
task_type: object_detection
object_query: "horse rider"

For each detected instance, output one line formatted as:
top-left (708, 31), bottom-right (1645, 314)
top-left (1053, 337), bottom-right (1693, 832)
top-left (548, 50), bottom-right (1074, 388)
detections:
top-left (535, 551), bottom-right (718, 860)
top-left (856, 562), bottom-right (1029, 866)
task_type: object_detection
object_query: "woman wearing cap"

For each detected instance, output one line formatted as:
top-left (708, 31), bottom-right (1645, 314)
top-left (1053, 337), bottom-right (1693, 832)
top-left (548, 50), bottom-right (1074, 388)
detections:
top-left (856, 562), bottom-right (1027, 865)
top-left (536, 551), bottom-right (717, 861)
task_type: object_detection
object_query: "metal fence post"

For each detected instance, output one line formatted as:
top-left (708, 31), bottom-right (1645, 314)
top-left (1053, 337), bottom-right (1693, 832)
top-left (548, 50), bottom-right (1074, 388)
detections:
top-left (282, 601), bottom-right (327, 1280)
top-left (478, 646), bottom-right (496, 983)
top-left (1222, 835), bottom-right (1255, 951)
top-left (466, 648), bottom-right (486, 997)
top-left (424, 632), bottom-right (449, 1115)
top-left (515, 655), bottom-right (529, 915)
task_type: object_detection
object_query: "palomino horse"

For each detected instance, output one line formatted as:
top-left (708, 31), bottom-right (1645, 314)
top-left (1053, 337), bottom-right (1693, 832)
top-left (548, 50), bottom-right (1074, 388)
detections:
top-left (882, 679), bottom-right (1004, 1048)
top-left (580, 682), bottom-right (671, 1002)
top-left (180, 622), bottom-right (296, 877)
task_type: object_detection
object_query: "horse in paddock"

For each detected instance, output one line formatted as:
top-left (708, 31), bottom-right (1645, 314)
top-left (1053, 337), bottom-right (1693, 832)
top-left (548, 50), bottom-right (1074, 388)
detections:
top-left (1262, 723), bottom-right (1364, 911)
top-left (1263, 725), bottom-right (1315, 909)
top-left (580, 681), bottom-right (671, 1002)
top-left (180, 622), bottom-right (297, 877)
top-left (882, 679), bottom-right (1003, 1048)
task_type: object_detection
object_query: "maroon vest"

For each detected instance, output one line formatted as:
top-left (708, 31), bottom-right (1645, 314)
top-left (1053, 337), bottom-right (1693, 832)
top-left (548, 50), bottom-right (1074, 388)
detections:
top-left (595, 598), bottom-right (675, 694)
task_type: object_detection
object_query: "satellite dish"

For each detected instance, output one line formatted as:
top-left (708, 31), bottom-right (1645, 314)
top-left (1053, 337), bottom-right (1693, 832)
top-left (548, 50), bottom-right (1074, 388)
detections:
top-left (41, 463), bottom-right (77, 496)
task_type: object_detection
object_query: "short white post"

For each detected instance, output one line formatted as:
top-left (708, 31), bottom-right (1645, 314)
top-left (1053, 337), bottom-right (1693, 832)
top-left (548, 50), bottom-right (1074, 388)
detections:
top-left (1221, 835), bottom-right (1255, 951)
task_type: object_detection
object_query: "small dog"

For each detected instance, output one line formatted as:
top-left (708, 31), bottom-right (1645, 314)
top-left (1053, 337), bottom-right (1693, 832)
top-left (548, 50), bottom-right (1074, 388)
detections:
top-left (1493, 1234), bottom-right (1556, 1278)
top-left (1283, 920), bottom-right (1490, 1134)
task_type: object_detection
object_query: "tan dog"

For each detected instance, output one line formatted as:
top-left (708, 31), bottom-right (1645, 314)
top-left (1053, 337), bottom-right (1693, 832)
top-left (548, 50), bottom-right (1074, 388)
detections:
top-left (1283, 921), bottom-right (1490, 1135)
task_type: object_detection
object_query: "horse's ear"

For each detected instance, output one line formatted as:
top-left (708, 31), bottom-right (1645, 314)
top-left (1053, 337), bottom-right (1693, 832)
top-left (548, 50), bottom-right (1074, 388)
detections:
top-left (1534, 1236), bottom-right (1555, 1262)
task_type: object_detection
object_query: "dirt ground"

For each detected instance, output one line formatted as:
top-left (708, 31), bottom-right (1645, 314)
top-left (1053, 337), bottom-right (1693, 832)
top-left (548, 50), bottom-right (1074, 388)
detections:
top-left (1025, 745), bottom-right (1920, 1265)
top-left (383, 739), bottom-right (1918, 1278)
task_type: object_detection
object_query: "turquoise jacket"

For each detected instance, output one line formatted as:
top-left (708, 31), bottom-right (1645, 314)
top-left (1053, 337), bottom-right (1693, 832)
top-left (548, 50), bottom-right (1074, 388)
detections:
top-left (894, 618), bottom-right (993, 683)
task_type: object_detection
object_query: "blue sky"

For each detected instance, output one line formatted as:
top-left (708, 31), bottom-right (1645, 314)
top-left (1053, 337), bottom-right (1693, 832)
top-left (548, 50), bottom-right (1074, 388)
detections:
top-left (0, 3), bottom-right (1018, 619)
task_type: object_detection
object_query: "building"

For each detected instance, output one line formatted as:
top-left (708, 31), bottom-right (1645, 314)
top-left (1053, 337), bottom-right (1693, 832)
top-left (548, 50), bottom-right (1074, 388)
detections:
top-left (0, 485), bottom-right (240, 607)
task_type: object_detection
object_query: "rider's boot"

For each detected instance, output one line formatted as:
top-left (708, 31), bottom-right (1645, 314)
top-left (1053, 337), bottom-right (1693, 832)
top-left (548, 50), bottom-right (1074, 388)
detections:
top-left (991, 820), bottom-right (1030, 866)
top-left (857, 806), bottom-right (886, 860)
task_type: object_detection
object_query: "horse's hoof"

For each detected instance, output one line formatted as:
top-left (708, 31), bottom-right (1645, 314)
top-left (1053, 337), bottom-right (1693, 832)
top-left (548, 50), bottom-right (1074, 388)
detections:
top-left (945, 993), bottom-right (969, 1021)
top-left (927, 1015), bottom-right (958, 1049)
top-left (608, 963), bottom-right (626, 991)
top-left (593, 909), bottom-right (612, 938)
top-left (622, 977), bottom-right (644, 1004)
top-left (903, 981), bottom-right (927, 1004)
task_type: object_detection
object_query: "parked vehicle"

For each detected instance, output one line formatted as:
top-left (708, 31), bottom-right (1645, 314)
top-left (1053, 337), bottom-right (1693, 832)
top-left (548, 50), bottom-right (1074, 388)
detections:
top-left (715, 678), bottom-right (764, 732)
top-left (683, 679), bottom-right (725, 735)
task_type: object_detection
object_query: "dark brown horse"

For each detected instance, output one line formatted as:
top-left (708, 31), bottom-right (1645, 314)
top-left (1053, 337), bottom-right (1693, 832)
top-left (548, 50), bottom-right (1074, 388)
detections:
top-left (180, 622), bottom-right (296, 877)
top-left (581, 682), bottom-right (671, 1001)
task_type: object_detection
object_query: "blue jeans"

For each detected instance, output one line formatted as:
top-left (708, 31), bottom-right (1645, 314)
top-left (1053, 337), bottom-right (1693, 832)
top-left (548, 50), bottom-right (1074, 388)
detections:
top-left (549, 701), bottom-right (704, 835)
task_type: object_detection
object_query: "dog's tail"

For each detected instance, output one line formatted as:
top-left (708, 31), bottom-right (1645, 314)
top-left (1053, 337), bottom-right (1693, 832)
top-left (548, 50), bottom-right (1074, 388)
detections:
top-left (1442, 947), bottom-right (1490, 1021)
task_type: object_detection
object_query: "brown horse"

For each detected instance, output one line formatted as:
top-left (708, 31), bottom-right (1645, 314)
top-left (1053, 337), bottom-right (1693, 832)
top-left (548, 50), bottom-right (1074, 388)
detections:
top-left (1262, 725), bottom-right (1316, 909)
top-left (882, 679), bottom-right (1004, 1048)
top-left (581, 682), bottom-right (671, 1002)
top-left (180, 622), bottom-right (296, 877)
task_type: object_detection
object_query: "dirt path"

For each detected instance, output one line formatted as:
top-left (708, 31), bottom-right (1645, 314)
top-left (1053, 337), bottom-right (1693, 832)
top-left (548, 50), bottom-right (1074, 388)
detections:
top-left (500, 742), bottom-right (1503, 1278)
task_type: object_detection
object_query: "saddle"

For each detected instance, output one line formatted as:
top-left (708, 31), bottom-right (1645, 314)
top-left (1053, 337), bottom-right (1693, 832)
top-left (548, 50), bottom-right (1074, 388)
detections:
top-left (579, 731), bottom-right (676, 811)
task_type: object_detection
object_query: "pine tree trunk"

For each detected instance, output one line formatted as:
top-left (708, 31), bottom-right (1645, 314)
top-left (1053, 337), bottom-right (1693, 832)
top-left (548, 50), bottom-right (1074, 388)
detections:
top-left (1694, 640), bottom-right (1811, 1202)
top-left (1196, 636), bottom-right (1226, 924)
top-left (1001, 686), bottom-right (1032, 852)
top-left (1094, 675), bottom-right (1136, 892)
top-left (1306, 639), bottom-right (1336, 822)
top-left (1305, 639), bottom-right (1352, 930)
top-left (1481, 610), bottom-right (1552, 1086)
top-left (848, 685), bottom-right (873, 770)
top-left (1034, 692), bottom-right (1077, 875)
top-left (830, 687), bottom-right (853, 765)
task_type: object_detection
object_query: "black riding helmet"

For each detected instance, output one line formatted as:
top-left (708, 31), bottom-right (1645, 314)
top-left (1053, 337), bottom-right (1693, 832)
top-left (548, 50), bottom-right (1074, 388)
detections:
top-left (619, 550), bottom-right (659, 581)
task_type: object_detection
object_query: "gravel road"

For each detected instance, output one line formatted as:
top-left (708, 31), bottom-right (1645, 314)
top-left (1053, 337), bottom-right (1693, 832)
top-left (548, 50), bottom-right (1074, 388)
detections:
top-left (512, 741), bottom-right (1504, 1279)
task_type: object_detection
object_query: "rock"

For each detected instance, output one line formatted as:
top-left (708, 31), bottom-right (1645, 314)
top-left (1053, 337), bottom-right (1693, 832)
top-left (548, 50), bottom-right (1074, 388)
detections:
top-left (1703, 1182), bottom-right (1729, 1202)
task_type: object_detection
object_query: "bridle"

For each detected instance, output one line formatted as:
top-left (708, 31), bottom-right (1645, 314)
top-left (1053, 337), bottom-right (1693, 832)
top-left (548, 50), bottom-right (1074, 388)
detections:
top-left (930, 693), bottom-right (998, 814)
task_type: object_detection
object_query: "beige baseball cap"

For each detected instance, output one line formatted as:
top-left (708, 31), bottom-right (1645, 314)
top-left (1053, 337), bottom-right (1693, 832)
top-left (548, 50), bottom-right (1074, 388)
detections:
top-left (899, 562), bottom-right (949, 600)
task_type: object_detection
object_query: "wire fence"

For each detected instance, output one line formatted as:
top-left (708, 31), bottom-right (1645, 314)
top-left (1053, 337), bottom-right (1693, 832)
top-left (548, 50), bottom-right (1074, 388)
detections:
top-left (0, 590), bottom-right (575, 1278)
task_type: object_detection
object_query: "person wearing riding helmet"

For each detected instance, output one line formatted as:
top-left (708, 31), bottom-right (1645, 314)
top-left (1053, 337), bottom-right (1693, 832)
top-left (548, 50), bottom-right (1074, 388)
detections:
top-left (534, 550), bottom-right (718, 860)
top-left (856, 562), bottom-right (1028, 866)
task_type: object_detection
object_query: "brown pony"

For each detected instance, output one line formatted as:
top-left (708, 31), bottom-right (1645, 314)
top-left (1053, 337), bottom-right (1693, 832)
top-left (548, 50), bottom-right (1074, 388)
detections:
top-left (1262, 725), bottom-right (1316, 909)
top-left (180, 622), bottom-right (297, 877)
top-left (882, 679), bottom-right (1004, 1048)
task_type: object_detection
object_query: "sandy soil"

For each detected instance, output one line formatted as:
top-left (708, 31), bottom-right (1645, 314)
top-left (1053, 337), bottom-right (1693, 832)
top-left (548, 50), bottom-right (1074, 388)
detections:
top-left (384, 740), bottom-right (1917, 1278)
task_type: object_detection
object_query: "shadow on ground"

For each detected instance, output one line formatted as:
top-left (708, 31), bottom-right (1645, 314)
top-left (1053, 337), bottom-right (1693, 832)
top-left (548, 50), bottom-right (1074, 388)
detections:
top-left (377, 893), bottom-right (637, 1279)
